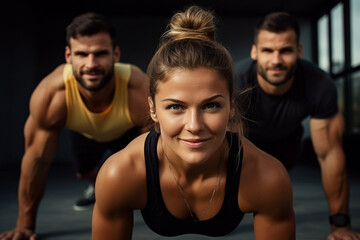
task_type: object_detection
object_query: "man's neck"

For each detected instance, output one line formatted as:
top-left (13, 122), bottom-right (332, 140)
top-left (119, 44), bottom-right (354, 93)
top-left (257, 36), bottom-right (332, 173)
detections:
top-left (78, 78), bottom-right (115, 113)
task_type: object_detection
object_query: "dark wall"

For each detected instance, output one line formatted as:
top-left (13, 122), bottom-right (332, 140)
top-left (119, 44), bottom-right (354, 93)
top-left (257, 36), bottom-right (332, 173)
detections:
top-left (1, 2), bottom-right (38, 166)
top-left (0, 3), bottom-right (312, 166)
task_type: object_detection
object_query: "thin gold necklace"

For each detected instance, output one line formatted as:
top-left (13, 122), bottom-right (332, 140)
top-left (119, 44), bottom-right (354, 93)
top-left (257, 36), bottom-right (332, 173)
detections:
top-left (161, 139), bottom-right (223, 222)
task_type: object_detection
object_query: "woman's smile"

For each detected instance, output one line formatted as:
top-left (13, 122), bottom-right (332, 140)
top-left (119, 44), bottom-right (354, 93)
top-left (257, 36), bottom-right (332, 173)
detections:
top-left (179, 137), bottom-right (211, 148)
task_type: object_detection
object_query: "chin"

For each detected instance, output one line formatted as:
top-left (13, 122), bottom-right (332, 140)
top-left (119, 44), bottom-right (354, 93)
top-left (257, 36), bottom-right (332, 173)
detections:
top-left (182, 152), bottom-right (212, 165)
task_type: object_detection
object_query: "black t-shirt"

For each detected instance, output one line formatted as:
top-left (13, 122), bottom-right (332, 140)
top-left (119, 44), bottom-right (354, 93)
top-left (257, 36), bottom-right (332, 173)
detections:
top-left (234, 58), bottom-right (338, 169)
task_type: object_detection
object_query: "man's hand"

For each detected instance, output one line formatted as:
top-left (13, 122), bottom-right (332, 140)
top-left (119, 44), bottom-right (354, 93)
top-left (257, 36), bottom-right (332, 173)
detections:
top-left (0, 228), bottom-right (37, 240)
top-left (327, 228), bottom-right (360, 240)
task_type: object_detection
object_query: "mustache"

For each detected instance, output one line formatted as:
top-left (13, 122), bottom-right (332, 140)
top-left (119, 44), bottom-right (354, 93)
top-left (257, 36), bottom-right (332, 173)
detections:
top-left (267, 64), bottom-right (287, 70)
top-left (81, 68), bottom-right (104, 75)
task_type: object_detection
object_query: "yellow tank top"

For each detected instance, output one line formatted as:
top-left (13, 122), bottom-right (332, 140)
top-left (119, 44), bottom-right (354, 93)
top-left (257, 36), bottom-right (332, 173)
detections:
top-left (64, 63), bottom-right (134, 142)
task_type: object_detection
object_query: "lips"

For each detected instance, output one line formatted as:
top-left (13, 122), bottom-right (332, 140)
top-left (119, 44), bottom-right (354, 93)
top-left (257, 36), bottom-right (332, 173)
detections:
top-left (84, 74), bottom-right (101, 80)
top-left (82, 67), bottom-right (103, 74)
top-left (269, 69), bottom-right (285, 74)
top-left (180, 138), bottom-right (210, 148)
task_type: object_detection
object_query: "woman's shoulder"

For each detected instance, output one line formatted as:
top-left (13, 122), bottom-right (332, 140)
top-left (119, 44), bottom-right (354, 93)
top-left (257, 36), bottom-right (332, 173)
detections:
top-left (239, 137), bottom-right (293, 212)
top-left (95, 132), bottom-right (150, 210)
top-left (104, 132), bottom-right (148, 167)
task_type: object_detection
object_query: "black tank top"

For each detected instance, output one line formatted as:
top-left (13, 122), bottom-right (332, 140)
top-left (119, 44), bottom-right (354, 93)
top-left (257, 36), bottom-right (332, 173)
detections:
top-left (141, 130), bottom-right (244, 237)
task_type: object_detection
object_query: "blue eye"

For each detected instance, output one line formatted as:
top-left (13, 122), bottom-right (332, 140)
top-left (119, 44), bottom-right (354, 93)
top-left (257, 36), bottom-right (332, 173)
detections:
top-left (166, 104), bottom-right (183, 111)
top-left (203, 102), bottom-right (221, 110)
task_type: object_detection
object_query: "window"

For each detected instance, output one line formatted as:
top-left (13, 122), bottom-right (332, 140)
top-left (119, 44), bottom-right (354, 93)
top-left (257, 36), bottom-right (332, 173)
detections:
top-left (316, 0), bottom-right (360, 133)
top-left (334, 77), bottom-right (345, 114)
top-left (351, 72), bottom-right (360, 132)
top-left (331, 3), bottom-right (345, 74)
top-left (350, 0), bottom-right (360, 67)
top-left (317, 15), bottom-right (329, 72)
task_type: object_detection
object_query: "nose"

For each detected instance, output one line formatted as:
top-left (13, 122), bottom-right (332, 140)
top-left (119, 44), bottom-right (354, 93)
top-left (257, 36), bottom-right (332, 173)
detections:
top-left (184, 109), bottom-right (203, 133)
top-left (85, 54), bottom-right (99, 68)
top-left (271, 51), bottom-right (283, 65)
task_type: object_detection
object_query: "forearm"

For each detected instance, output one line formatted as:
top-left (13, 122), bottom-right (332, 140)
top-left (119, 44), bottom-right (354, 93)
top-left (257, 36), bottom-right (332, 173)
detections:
top-left (319, 148), bottom-right (349, 215)
top-left (320, 155), bottom-right (360, 240)
top-left (16, 154), bottom-right (52, 230)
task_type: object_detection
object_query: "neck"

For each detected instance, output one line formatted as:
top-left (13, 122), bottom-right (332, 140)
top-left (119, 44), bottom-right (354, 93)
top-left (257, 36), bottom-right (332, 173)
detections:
top-left (160, 135), bottom-right (225, 222)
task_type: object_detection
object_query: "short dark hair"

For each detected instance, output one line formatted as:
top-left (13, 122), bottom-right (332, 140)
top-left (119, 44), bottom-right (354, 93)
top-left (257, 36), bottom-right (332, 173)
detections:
top-left (254, 12), bottom-right (300, 44)
top-left (66, 12), bottom-right (116, 48)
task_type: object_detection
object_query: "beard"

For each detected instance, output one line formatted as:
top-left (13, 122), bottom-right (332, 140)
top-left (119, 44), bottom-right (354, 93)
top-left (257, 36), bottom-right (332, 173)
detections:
top-left (257, 63), bottom-right (297, 87)
top-left (73, 66), bottom-right (114, 92)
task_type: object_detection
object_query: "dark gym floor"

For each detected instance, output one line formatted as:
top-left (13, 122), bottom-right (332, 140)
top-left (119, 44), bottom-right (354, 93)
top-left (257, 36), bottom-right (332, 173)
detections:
top-left (0, 161), bottom-right (359, 240)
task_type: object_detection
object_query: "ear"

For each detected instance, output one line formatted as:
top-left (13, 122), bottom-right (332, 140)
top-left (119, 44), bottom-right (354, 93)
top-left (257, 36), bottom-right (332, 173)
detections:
top-left (65, 46), bottom-right (71, 63)
top-left (114, 46), bottom-right (121, 62)
top-left (148, 97), bottom-right (158, 122)
top-left (250, 44), bottom-right (257, 60)
top-left (297, 44), bottom-right (303, 58)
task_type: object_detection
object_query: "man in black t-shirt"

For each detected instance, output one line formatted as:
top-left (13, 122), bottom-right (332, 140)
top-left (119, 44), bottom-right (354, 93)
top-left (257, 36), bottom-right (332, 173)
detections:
top-left (235, 58), bottom-right (338, 170)
top-left (234, 12), bottom-right (360, 240)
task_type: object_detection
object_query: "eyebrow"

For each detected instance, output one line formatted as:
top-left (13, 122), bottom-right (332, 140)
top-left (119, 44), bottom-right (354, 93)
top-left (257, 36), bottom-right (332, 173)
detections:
top-left (279, 46), bottom-right (295, 52)
top-left (161, 94), bottom-right (225, 104)
top-left (260, 46), bottom-right (295, 51)
top-left (73, 49), bottom-right (110, 55)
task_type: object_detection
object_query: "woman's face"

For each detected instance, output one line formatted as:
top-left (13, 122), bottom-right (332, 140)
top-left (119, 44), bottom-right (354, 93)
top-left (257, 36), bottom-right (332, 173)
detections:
top-left (149, 67), bottom-right (232, 165)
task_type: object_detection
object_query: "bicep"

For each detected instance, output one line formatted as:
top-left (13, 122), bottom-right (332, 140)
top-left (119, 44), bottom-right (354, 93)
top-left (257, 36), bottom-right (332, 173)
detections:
top-left (92, 204), bottom-right (133, 240)
top-left (23, 116), bottom-right (61, 164)
top-left (92, 153), bottom-right (142, 239)
top-left (252, 161), bottom-right (295, 239)
top-left (253, 194), bottom-right (295, 239)
top-left (309, 113), bottom-right (344, 159)
top-left (21, 65), bottom-right (65, 166)
top-left (253, 208), bottom-right (295, 240)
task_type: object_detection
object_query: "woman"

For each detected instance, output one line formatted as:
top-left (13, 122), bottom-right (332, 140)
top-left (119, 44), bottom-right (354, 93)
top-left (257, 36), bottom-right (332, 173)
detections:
top-left (92, 5), bottom-right (295, 239)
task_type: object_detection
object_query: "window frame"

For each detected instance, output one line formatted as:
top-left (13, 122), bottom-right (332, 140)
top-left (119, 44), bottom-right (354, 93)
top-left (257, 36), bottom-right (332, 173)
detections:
top-left (314, 0), bottom-right (360, 133)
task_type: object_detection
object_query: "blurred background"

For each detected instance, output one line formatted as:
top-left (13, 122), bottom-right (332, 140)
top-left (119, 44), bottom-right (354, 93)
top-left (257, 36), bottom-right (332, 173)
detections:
top-left (0, 0), bottom-right (359, 169)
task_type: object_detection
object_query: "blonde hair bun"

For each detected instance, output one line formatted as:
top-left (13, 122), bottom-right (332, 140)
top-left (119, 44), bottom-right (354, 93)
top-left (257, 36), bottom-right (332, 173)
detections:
top-left (165, 5), bottom-right (216, 42)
